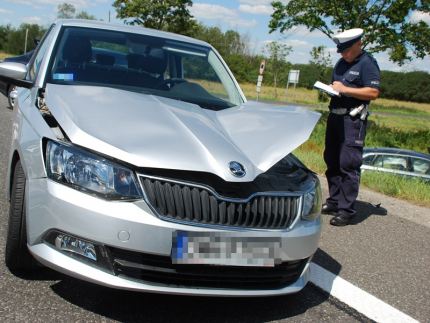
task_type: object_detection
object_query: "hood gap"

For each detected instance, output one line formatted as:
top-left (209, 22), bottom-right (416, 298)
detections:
top-left (37, 89), bottom-right (70, 142)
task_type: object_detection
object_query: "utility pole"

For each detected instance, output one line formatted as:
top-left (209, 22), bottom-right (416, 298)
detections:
top-left (24, 28), bottom-right (28, 53)
top-left (109, 10), bottom-right (111, 22)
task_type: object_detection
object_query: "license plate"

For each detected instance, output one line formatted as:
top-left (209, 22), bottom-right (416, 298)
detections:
top-left (172, 231), bottom-right (283, 267)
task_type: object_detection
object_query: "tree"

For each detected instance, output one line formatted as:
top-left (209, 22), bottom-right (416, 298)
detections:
top-left (57, 3), bottom-right (76, 19)
top-left (0, 24), bottom-right (12, 51)
top-left (309, 46), bottom-right (332, 101)
top-left (192, 23), bottom-right (249, 57)
top-left (57, 2), bottom-right (96, 20)
top-left (113, 0), bottom-right (196, 35)
top-left (75, 11), bottom-right (96, 20)
top-left (5, 24), bottom-right (46, 54)
top-left (269, 1), bottom-right (430, 65)
top-left (264, 41), bottom-right (292, 98)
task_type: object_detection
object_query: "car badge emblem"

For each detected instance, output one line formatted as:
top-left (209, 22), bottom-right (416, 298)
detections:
top-left (229, 161), bottom-right (246, 177)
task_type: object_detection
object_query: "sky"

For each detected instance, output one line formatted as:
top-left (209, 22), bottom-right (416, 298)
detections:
top-left (1, 0), bottom-right (429, 73)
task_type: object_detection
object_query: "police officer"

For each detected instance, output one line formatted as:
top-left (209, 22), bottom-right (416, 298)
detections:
top-left (322, 28), bottom-right (381, 226)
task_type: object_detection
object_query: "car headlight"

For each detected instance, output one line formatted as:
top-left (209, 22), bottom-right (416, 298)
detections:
top-left (302, 181), bottom-right (322, 221)
top-left (46, 140), bottom-right (142, 200)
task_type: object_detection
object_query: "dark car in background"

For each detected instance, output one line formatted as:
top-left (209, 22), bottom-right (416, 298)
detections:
top-left (0, 50), bottom-right (35, 108)
top-left (362, 147), bottom-right (430, 182)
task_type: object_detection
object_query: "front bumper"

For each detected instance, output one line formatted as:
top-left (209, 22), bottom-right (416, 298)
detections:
top-left (26, 178), bottom-right (321, 296)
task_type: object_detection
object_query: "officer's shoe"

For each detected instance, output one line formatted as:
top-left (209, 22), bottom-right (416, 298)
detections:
top-left (330, 211), bottom-right (355, 226)
top-left (321, 203), bottom-right (338, 215)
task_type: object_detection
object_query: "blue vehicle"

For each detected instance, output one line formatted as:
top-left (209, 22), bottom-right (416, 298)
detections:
top-left (362, 147), bottom-right (430, 183)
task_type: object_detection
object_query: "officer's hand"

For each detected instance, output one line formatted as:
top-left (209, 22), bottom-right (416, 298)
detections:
top-left (331, 81), bottom-right (346, 94)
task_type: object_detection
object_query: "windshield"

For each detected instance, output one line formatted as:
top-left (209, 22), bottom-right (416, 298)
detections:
top-left (47, 27), bottom-right (244, 110)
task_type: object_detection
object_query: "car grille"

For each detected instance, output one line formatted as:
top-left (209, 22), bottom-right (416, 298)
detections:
top-left (139, 176), bottom-right (302, 229)
top-left (107, 246), bottom-right (309, 290)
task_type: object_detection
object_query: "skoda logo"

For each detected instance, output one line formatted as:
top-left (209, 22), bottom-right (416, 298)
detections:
top-left (229, 161), bottom-right (246, 177)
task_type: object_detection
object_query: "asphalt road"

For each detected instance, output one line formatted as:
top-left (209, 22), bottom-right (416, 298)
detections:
top-left (0, 94), bottom-right (428, 322)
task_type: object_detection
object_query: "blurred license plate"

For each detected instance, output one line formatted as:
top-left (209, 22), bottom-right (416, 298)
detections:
top-left (172, 231), bottom-right (283, 267)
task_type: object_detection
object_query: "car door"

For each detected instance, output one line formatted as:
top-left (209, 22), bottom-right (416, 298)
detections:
top-left (411, 157), bottom-right (430, 182)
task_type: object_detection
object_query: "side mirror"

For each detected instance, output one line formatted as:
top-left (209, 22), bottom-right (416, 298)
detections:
top-left (0, 62), bottom-right (27, 80)
top-left (0, 62), bottom-right (33, 88)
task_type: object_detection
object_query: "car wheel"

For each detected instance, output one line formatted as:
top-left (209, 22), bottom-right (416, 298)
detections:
top-left (7, 85), bottom-right (16, 109)
top-left (5, 160), bottom-right (38, 272)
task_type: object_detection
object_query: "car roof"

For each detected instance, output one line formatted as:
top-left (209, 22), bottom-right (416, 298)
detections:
top-left (364, 147), bottom-right (430, 160)
top-left (55, 19), bottom-right (212, 49)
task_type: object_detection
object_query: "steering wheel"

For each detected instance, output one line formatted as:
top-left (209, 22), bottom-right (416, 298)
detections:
top-left (158, 78), bottom-right (186, 90)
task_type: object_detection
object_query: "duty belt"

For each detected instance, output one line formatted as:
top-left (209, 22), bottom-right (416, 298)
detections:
top-left (331, 105), bottom-right (369, 120)
top-left (330, 108), bottom-right (348, 115)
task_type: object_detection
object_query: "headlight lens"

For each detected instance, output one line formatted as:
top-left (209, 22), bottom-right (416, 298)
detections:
top-left (302, 181), bottom-right (322, 221)
top-left (46, 140), bottom-right (142, 200)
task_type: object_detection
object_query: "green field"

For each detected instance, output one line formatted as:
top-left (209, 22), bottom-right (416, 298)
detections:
top-left (239, 83), bottom-right (430, 207)
top-left (0, 51), bottom-right (10, 61)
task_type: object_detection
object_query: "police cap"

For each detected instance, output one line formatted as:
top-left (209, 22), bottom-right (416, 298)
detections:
top-left (332, 28), bottom-right (364, 53)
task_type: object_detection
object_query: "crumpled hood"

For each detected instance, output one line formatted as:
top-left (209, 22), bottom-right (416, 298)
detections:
top-left (45, 84), bottom-right (320, 182)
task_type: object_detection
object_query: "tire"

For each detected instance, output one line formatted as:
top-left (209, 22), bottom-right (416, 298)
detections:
top-left (7, 85), bottom-right (16, 109)
top-left (5, 160), bottom-right (38, 272)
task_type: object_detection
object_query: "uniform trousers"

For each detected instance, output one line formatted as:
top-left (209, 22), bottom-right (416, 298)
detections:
top-left (323, 113), bottom-right (367, 215)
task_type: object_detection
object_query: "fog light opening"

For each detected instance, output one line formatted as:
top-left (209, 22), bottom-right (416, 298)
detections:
top-left (55, 234), bottom-right (97, 261)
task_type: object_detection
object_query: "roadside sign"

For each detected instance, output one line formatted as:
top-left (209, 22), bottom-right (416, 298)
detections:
top-left (259, 60), bottom-right (266, 75)
top-left (286, 69), bottom-right (300, 91)
top-left (256, 75), bottom-right (263, 93)
top-left (257, 75), bottom-right (263, 84)
top-left (256, 62), bottom-right (265, 99)
top-left (288, 70), bottom-right (300, 84)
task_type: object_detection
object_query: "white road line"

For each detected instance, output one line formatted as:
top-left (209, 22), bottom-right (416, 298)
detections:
top-left (310, 262), bottom-right (419, 323)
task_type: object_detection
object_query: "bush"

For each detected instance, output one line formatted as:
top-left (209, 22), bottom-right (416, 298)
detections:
top-left (4, 23), bottom-right (46, 55)
top-left (380, 71), bottom-right (430, 103)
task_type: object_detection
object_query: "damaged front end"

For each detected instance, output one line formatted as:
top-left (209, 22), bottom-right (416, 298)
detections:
top-left (34, 84), bottom-right (322, 230)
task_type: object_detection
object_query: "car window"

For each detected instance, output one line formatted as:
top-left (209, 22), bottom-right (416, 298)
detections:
top-left (373, 155), bottom-right (383, 167)
top-left (412, 158), bottom-right (430, 175)
top-left (381, 155), bottom-right (408, 171)
top-left (28, 25), bottom-right (54, 81)
top-left (182, 55), bottom-right (230, 102)
top-left (363, 154), bottom-right (375, 165)
top-left (47, 27), bottom-right (244, 110)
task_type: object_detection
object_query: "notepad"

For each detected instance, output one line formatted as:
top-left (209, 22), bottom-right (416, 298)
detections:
top-left (313, 81), bottom-right (340, 97)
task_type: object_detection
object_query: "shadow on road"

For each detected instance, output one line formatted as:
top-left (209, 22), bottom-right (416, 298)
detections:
top-left (47, 250), bottom-right (341, 322)
top-left (312, 248), bottom-right (342, 276)
top-left (10, 266), bottom-right (63, 281)
top-left (350, 200), bottom-right (388, 225)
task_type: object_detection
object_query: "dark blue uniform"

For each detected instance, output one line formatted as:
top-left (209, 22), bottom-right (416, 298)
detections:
top-left (324, 51), bottom-right (380, 216)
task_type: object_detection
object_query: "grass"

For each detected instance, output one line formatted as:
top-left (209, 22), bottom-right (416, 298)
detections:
top-left (0, 51), bottom-right (11, 61)
top-left (240, 82), bottom-right (320, 106)
top-left (369, 114), bottom-right (430, 131)
top-left (375, 98), bottom-right (430, 113)
top-left (361, 172), bottom-right (430, 207)
top-left (240, 82), bottom-right (430, 112)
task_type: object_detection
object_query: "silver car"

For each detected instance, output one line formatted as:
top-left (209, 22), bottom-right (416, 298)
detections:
top-left (1, 20), bottom-right (321, 296)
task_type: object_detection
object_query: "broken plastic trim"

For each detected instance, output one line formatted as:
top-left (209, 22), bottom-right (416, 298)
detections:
top-left (37, 88), bottom-right (69, 141)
